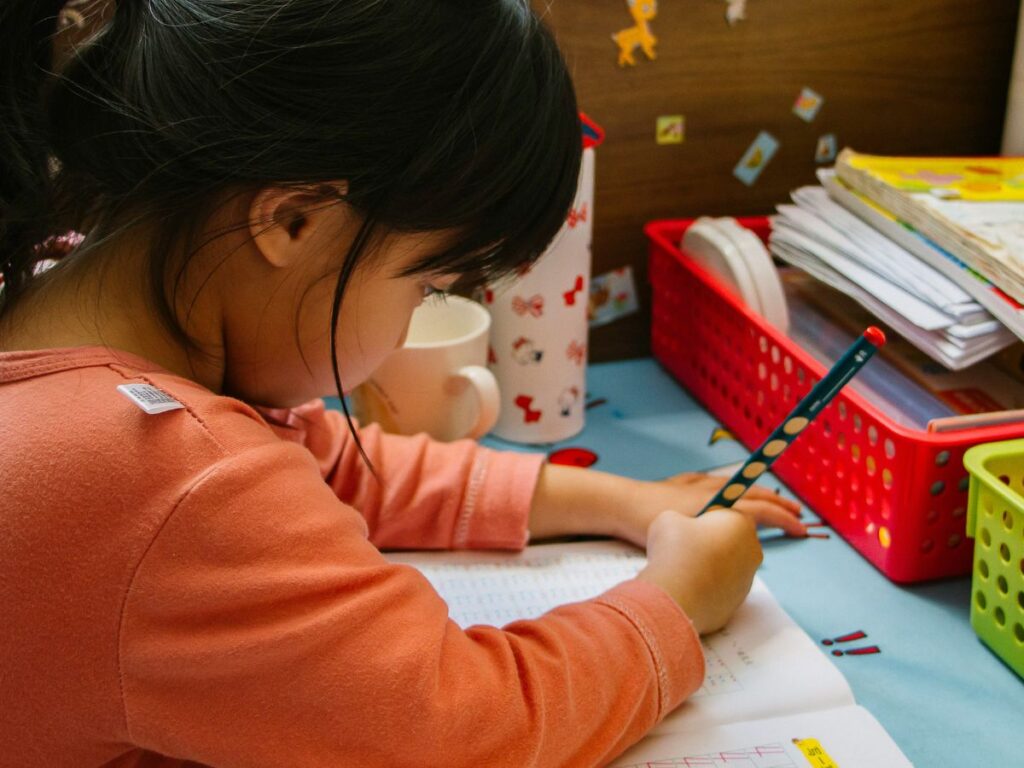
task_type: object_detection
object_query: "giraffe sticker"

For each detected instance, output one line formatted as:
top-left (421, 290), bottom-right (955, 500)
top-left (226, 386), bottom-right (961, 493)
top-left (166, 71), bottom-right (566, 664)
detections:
top-left (612, 0), bottom-right (658, 67)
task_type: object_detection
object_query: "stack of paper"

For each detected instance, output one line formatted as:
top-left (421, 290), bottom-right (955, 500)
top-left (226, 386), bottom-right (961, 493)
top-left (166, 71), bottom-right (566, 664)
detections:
top-left (821, 167), bottom-right (1024, 342)
top-left (835, 150), bottom-right (1024, 307)
top-left (769, 184), bottom-right (1017, 370)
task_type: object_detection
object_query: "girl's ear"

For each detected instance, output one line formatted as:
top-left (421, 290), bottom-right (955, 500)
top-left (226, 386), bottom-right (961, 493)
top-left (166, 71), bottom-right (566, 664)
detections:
top-left (248, 183), bottom-right (349, 268)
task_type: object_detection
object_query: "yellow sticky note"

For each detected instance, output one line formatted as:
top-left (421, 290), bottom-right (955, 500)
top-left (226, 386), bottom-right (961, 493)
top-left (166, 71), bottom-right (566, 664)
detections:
top-left (656, 115), bottom-right (684, 144)
top-left (794, 737), bottom-right (840, 767)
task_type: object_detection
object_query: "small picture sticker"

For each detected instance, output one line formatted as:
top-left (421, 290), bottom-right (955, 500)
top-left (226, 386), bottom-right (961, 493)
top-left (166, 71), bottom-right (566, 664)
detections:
top-left (793, 87), bottom-right (824, 122)
top-left (724, 0), bottom-right (747, 25)
top-left (589, 266), bottom-right (640, 327)
top-left (733, 131), bottom-right (780, 186)
top-left (815, 133), bottom-right (838, 164)
top-left (656, 115), bottom-right (685, 145)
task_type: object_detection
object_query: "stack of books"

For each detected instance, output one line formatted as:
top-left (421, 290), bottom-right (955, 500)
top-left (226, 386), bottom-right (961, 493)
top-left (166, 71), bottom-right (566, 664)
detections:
top-left (769, 150), bottom-right (1024, 370)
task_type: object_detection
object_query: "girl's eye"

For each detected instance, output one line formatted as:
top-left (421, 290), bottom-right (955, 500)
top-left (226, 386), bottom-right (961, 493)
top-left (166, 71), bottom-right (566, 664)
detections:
top-left (421, 284), bottom-right (447, 300)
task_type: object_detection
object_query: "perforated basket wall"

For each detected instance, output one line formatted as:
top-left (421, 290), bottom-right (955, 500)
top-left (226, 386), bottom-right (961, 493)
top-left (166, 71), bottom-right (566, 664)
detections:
top-left (965, 439), bottom-right (1024, 677)
top-left (647, 218), bottom-right (1024, 583)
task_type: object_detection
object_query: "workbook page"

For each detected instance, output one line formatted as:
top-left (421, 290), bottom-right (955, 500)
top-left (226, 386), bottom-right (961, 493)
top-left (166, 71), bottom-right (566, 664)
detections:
top-left (386, 540), bottom-right (854, 733)
top-left (610, 705), bottom-right (913, 767)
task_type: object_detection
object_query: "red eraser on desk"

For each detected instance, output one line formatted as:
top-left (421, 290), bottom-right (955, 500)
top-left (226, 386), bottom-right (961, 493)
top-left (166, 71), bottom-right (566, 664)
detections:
top-left (864, 326), bottom-right (886, 347)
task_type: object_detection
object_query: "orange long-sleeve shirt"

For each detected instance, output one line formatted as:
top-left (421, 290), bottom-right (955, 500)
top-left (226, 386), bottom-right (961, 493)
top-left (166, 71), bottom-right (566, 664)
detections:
top-left (0, 346), bottom-right (705, 767)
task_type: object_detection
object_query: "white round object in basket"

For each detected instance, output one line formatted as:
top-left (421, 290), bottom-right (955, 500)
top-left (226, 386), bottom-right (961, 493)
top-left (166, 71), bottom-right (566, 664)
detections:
top-left (684, 219), bottom-right (765, 319)
top-left (681, 217), bottom-right (790, 333)
top-left (711, 217), bottom-right (790, 333)
top-left (682, 217), bottom-right (764, 316)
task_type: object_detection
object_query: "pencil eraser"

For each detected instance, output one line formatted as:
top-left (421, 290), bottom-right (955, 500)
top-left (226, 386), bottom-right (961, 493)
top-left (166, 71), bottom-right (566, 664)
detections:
top-left (864, 326), bottom-right (886, 347)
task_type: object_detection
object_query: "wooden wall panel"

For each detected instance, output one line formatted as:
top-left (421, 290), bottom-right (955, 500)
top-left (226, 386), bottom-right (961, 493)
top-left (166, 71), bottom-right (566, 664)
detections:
top-left (534, 0), bottom-right (1021, 360)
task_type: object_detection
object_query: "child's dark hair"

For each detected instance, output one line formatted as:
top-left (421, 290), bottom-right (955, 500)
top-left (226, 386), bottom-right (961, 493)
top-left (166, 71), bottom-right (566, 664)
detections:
top-left (0, 1), bottom-right (581, 452)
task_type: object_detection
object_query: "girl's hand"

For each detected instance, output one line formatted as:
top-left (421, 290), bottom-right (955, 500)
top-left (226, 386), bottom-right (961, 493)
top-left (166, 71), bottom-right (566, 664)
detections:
top-left (527, 464), bottom-right (807, 547)
top-left (617, 471), bottom-right (807, 548)
top-left (638, 509), bottom-right (763, 635)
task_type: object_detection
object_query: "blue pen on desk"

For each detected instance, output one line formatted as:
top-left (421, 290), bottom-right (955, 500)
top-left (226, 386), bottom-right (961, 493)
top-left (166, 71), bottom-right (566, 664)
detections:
top-left (697, 326), bottom-right (886, 516)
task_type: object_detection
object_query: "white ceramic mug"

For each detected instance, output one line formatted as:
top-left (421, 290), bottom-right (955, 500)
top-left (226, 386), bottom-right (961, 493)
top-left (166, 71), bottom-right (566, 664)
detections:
top-left (351, 296), bottom-right (500, 442)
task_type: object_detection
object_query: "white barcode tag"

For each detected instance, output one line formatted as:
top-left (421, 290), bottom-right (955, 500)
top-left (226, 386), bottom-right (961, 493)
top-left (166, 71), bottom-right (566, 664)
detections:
top-left (116, 383), bottom-right (185, 415)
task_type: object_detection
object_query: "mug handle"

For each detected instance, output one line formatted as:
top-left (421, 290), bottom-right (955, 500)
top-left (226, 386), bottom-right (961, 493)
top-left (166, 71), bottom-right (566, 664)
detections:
top-left (456, 365), bottom-right (500, 439)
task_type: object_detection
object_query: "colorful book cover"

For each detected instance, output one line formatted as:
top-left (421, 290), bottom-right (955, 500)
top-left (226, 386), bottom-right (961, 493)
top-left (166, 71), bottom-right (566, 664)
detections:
top-left (836, 149), bottom-right (1024, 306)
top-left (839, 151), bottom-right (1024, 202)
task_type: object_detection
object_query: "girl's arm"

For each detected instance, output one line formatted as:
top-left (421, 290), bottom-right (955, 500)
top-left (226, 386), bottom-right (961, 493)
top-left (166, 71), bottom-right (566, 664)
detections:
top-left (258, 398), bottom-right (543, 551)
top-left (528, 465), bottom-right (808, 546)
top-left (260, 399), bottom-right (805, 552)
top-left (119, 442), bottom-right (705, 767)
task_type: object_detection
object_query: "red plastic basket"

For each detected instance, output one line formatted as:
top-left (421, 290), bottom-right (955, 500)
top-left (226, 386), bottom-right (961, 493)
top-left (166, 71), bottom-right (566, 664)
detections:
top-left (647, 217), bottom-right (1024, 583)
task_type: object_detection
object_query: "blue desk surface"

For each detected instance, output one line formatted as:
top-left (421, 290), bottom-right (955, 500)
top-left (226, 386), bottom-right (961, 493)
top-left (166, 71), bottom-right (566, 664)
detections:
top-left (480, 359), bottom-right (1023, 767)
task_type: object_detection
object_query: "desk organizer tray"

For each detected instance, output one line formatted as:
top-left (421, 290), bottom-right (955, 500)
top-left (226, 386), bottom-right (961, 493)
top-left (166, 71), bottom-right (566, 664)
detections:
top-left (965, 439), bottom-right (1024, 677)
top-left (647, 217), bottom-right (1024, 583)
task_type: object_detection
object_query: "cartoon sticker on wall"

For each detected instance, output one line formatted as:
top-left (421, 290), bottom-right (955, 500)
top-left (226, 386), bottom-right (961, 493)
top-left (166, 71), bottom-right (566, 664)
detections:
top-left (656, 115), bottom-right (685, 145)
top-left (734, 131), bottom-right (780, 186)
top-left (793, 87), bottom-right (825, 123)
top-left (590, 267), bottom-right (640, 327)
top-left (816, 134), bottom-right (838, 164)
top-left (724, 0), bottom-right (747, 25)
top-left (613, 0), bottom-right (658, 67)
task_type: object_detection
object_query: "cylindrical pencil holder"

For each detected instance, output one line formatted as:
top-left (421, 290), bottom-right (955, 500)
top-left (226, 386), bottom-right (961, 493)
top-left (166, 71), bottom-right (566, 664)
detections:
top-left (483, 147), bottom-right (595, 444)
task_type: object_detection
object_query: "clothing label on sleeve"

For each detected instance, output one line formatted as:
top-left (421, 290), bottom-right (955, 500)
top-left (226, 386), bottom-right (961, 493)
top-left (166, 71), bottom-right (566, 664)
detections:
top-left (116, 383), bottom-right (185, 415)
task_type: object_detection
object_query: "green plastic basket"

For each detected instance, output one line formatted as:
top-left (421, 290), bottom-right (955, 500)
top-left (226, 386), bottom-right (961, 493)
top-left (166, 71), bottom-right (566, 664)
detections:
top-left (964, 438), bottom-right (1024, 679)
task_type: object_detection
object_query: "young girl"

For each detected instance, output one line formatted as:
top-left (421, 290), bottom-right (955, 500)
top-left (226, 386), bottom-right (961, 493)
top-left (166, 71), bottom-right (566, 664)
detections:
top-left (0, 2), bottom-right (805, 765)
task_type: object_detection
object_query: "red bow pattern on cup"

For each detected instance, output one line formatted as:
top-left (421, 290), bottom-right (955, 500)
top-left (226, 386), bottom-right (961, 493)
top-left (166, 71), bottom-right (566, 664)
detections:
top-left (563, 275), bottom-right (585, 307)
top-left (566, 340), bottom-right (586, 366)
top-left (514, 395), bottom-right (543, 424)
top-left (512, 294), bottom-right (544, 317)
top-left (566, 203), bottom-right (588, 229)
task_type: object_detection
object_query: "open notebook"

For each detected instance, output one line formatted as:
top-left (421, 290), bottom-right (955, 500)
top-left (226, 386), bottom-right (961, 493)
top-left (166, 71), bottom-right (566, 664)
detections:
top-left (385, 540), bottom-right (913, 767)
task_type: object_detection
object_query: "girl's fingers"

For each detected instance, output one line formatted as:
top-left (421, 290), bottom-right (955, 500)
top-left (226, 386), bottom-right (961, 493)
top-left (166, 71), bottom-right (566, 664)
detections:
top-left (738, 485), bottom-right (802, 514)
top-left (664, 472), bottom-right (803, 517)
top-left (733, 499), bottom-right (809, 537)
top-left (703, 478), bottom-right (802, 515)
top-left (663, 472), bottom-right (710, 487)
